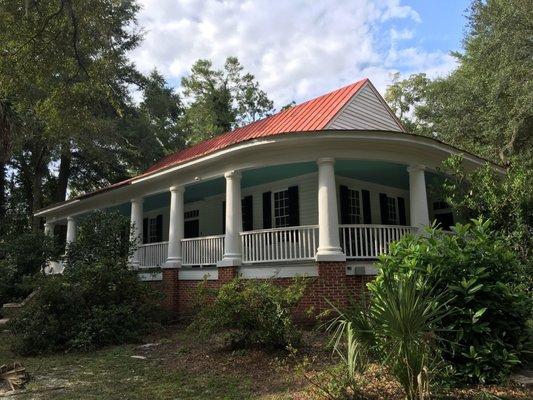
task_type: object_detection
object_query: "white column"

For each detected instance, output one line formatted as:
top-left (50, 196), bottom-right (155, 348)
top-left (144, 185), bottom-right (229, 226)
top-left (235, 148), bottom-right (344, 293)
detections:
top-left (407, 165), bottom-right (430, 228)
top-left (218, 170), bottom-right (242, 267)
top-left (165, 185), bottom-right (184, 268)
top-left (66, 217), bottom-right (77, 245)
top-left (129, 197), bottom-right (144, 269)
top-left (44, 220), bottom-right (55, 236)
top-left (316, 158), bottom-right (345, 262)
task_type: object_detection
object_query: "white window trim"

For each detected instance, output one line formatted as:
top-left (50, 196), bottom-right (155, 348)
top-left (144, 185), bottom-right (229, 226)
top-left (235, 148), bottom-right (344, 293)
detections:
top-left (387, 196), bottom-right (398, 225)
top-left (272, 188), bottom-right (290, 228)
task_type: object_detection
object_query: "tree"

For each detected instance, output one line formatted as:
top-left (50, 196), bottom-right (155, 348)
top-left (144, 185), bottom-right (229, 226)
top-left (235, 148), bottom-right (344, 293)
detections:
top-left (385, 0), bottom-right (533, 165)
top-left (181, 57), bottom-right (274, 143)
top-left (0, 0), bottom-right (142, 229)
top-left (0, 99), bottom-right (17, 233)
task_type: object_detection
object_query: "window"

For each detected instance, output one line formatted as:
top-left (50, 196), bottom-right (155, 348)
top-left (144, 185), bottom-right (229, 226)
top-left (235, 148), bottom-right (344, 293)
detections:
top-left (184, 209), bottom-right (199, 220)
top-left (143, 214), bottom-right (163, 243)
top-left (273, 189), bottom-right (290, 228)
top-left (387, 197), bottom-right (398, 225)
top-left (149, 218), bottom-right (159, 243)
top-left (347, 189), bottom-right (362, 224)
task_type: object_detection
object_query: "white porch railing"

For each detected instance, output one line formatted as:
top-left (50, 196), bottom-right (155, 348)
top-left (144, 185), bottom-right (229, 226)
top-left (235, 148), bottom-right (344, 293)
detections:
top-left (139, 241), bottom-right (168, 268)
top-left (138, 225), bottom-right (417, 268)
top-left (339, 224), bottom-right (417, 259)
top-left (181, 234), bottom-right (225, 267)
top-left (241, 225), bottom-right (319, 263)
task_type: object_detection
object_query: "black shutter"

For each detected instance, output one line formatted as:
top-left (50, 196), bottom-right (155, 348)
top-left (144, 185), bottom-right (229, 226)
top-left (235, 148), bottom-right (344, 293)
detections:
top-left (339, 185), bottom-right (350, 224)
top-left (262, 191), bottom-right (272, 229)
top-left (379, 193), bottom-right (389, 224)
top-left (362, 190), bottom-right (372, 224)
top-left (222, 201), bottom-right (226, 233)
top-left (288, 186), bottom-right (300, 226)
top-left (397, 197), bottom-right (407, 225)
top-left (242, 195), bottom-right (253, 231)
top-left (156, 214), bottom-right (163, 242)
top-left (142, 218), bottom-right (148, 244)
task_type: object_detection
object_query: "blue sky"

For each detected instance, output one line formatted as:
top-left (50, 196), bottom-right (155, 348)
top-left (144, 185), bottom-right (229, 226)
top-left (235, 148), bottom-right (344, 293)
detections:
top-left (130, 0), bottom-right (472, 107)
top-left (395, 0), bottom-right (470, 56)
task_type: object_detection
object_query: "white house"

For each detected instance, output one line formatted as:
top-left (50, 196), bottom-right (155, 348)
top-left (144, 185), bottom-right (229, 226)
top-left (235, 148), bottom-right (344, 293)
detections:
top-left (35, 78), bottom-right (502, 315)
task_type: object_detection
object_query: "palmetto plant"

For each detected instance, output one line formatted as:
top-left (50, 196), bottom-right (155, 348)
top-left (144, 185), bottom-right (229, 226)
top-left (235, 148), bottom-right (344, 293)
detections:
top-left (371, 274), bottom-right (450, 400)
top-left (326, 276), bottom-right (450, 400)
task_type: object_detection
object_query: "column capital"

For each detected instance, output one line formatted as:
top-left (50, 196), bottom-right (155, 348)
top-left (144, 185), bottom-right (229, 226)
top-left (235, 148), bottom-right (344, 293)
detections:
top-left (407, 164), bottom-right (426, 173)
top-left (169, 185), bottom-right (185, 193)
top-left (317, 157), bottom-right (335, 166)
top-left (224, 170), bottom-right (242, 180)
top-left (67, 216), bottom-right (75, 222)
top-left (131, 197), bottom-right (144, 204)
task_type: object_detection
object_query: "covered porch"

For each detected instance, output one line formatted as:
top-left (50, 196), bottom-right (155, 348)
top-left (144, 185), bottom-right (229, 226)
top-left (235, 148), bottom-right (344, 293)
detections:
top-left (114, 158), bottom-right (443, 271)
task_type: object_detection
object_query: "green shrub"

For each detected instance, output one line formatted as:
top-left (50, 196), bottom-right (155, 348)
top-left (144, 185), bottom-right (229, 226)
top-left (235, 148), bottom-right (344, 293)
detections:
top-left (0, 231), bottom-right (58, 305)
top-left (9, 211), bottom-right (162, 354)
top-left (327, 279), bottom-right (448, 400)
top-left (189, 277), bottom-right (306, 349)
top-left (371, 219), bottom-right (532, 384)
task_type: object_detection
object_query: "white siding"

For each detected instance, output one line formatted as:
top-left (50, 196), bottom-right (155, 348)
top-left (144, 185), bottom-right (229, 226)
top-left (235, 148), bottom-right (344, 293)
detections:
top-left (143, 172), bottom-right (413, 240)
top-left (326, 84), bottom-right (403, 132)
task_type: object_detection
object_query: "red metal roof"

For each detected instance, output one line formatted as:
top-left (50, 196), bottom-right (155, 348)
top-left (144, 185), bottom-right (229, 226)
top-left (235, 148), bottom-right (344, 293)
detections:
top-left (144, 78), bottom-right (368, 175)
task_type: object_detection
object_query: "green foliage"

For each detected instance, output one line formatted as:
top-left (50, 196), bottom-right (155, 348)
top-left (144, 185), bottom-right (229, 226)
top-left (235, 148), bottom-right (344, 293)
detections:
top-left (442, 155), bottom-right (533, 262)
top-left (385, 0), bottom-right (533, 165)
top-left (0, 230), bottom-right (58, 304)
top-left (373, 219), bottom-right (531, 383)
top-left (8, 211), bottom-right (161, 354)
top-left (327, 280), bottom-right (447, 400)
top-left (189, 277), bottom-right (306, 349)
top-left (181, 57), bottom-right (274, 142)
top-left (369, 275), bottom-right (449, 400)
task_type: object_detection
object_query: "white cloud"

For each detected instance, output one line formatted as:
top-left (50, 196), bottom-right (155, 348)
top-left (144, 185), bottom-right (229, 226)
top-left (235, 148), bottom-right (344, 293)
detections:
top-left (129, 0), bottom-right (456, 108)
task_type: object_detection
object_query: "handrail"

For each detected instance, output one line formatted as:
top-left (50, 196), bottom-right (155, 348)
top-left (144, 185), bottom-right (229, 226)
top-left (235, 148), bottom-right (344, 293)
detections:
top-left (241, 225), bottom-right (319, 263)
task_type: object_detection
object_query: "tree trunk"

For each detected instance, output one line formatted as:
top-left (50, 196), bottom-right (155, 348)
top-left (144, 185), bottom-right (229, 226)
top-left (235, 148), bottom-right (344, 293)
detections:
top-left (0, 162), bottom-right (6, 235)
top-left (54, 144), bottom-right (71, 203)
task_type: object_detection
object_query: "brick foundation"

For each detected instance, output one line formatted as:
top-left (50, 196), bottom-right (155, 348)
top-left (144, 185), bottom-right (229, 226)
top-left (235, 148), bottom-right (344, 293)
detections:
top-left (158, 262), bottom-right (374, 323)
top-left (218, 266), bottom-right (238, 283)
top-left (161, 268), bottom-right (180, 314)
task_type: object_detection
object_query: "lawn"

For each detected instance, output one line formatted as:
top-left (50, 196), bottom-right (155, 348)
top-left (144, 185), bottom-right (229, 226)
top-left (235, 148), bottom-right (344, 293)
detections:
top-left (0, 326), bottom-right (530, 400)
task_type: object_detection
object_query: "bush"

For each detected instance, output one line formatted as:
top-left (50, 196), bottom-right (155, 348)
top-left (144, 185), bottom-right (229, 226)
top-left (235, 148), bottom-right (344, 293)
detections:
top-left (371, 219), bottom-right (532, 383)
top-left (0, 231), bottom-right (58, 305)
top-left (327, 279), bottom-right (448, 400)
top-left (9, 211), bottom-right (162, 354)
top-left (189, 277), bottom-right (306, 349)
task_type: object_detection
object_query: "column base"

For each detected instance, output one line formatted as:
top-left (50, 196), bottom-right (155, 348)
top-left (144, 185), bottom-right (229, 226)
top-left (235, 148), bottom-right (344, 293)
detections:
top-left (217, 257), bottom-right (242, 267)
top-left (316, 247), bottom-right (346, 262)
top-left (164, 258), bottom-right (182, 269)
top-left (129, 261), bottom-right (141, 270)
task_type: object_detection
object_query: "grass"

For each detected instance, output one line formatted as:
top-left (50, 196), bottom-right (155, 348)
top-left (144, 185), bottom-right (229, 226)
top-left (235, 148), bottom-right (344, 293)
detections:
top-left (0, 326), bottom-right (531, 400)
top-left (0, 325), bottom-right (316, 399)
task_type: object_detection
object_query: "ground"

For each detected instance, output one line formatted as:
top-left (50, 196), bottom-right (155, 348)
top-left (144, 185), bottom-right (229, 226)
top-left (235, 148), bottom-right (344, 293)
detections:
top-left (0, 326), bottom-right (531, 400)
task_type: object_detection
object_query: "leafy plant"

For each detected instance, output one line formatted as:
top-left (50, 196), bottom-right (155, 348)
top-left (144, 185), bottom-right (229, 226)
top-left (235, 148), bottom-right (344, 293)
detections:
top-left (8, 211), bottom-right (161, 354)
top-left (189, 277), bottom-right (306, 349)
top-left (372, 219), bottom-right (531, 383)
top-left (0, 230), bottom-right (58, 305)
top-left (370, 275), bottom-right (449, 400)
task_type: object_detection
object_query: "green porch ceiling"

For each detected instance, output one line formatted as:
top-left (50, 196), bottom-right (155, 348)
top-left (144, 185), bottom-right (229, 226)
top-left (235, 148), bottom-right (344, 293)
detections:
top-left (105, 160), bottom-right (443, 213)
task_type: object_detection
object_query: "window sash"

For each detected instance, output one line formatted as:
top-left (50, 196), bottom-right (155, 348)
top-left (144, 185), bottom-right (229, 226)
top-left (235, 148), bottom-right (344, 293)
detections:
top-left (347, 188), bottom-right (362, 224)
top-left (273, 190), bottom-right (290, 228)
top-left (387, 197), bottom-right (398, 224)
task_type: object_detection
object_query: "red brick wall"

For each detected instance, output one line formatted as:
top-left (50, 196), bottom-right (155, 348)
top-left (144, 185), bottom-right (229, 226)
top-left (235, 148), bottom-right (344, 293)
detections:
top-left (157, 263), bottom-right (375, 322)
top-left (161, 268), bottom-right (179, 314)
